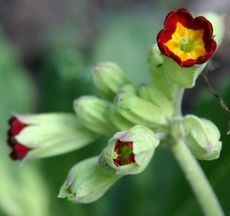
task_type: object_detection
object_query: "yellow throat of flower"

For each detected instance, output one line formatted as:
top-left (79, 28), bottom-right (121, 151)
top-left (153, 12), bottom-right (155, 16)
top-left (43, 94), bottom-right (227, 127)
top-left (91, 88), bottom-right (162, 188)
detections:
top-left (164, 23), bottom-right (206, 61)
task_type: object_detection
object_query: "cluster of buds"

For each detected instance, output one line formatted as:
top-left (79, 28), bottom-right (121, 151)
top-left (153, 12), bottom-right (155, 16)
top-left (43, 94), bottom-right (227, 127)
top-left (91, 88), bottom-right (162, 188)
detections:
top-left (6, 8), bottom-right (224, 204)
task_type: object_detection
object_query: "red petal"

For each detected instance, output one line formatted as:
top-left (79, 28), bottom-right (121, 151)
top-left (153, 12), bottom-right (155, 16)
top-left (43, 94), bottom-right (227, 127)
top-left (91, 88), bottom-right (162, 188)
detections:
top-left (157, 8), bottom-right (217, 67)
top-left (10, 143), bottom-right (31, 160)
top-left (8, 116), bottom-right (27, 135)
top-left (191, 16), bottom-right (213, 42)
top-left (164, 8), bottom-right (193, 31)
top-left (113, 140), bottom-right (135, 167)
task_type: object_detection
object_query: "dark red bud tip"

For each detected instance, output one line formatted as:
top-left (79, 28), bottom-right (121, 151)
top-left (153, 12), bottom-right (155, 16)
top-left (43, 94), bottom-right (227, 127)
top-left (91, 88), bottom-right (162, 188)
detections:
top-left (7, 116), bottom-right (31, 160)
top-left (10, 143), bottom-right (31, 160)
top-left (113, 140), bottom-right (135, 167)
top-left (8, 116), bottom-right (27, 136)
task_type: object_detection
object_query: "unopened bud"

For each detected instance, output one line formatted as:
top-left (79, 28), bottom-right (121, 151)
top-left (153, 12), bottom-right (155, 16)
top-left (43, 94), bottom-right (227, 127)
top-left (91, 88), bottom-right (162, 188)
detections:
top-left (115, 89), bottom-right (167, 129)
top-left (74, 96), bottom-right (115, 135)
top-left (183, 115), bottom-right (222, 160)
top-left (91, 62), bottom-right (130, 99)
top-left (107, 105), bottom-right (134, 131)
top-left (58, 156), bottom-right (118, 203)
top-left (7, 114), bottom-right (97, 160)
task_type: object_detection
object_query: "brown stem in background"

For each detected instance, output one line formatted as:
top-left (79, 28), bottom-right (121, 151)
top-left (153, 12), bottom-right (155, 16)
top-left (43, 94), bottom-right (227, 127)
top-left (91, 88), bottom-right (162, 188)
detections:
top-left (202, 73), bottom-right (230, 135)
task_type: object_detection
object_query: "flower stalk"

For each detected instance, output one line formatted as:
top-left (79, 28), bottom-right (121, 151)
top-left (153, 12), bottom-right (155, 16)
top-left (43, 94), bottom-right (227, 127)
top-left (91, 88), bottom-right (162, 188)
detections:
top-left (171, 92), bottom-right (224, 216)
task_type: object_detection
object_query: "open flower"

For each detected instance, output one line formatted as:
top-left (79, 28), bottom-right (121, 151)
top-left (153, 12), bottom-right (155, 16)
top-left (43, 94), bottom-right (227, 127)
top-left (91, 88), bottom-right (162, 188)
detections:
top-left (157, 8), bottom-right (217, 67)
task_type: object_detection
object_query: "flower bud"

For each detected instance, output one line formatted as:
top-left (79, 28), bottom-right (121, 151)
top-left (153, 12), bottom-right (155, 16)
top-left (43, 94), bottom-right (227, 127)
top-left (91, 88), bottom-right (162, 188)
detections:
top-left (138, 84), bottom-right (174, 117)
top-left (107, 105), bottom-right (134, 131)
top-left (7, 114), bottom-right (97, 160)
top-left (58, 156), bottom-right (118, 203)
top-left (183, 115), bottom-right (222, 160)
top-left (91, 62), bottom-right (130, 99)
top-left (74, 96), bottom-right (115, 135)
top-left (99, 125), bottom-right (159, 175)
top-left (115, 89), bottom-right (167, 129)
top-left (148, 45), bottom-right (178, 99)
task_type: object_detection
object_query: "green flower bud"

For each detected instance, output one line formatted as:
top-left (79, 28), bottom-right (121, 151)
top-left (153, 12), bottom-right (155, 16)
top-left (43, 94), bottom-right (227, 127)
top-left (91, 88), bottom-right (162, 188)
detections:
top-left (91, 62), bottom-right (130, 99)
top-left (9, 114), bottom-right (97, 160)
top-left (74, 96), bottom-right (115, 135)
top-left (183, 115), bottom-right (222, 160)
top-left (148, 45), bottom-right (178, 100)
top-left (107, 105), bottom-right (134, 131)
top-left (99, 125), bottom-right (159, 175)
top-left (58, 156), bottom-right (118, 203)
top-left (116, 84), bottom-right (136, 97)
top-left (115, 89), bottom-right (167, 129)
top-left (138, 84), bottom-right (174, 117)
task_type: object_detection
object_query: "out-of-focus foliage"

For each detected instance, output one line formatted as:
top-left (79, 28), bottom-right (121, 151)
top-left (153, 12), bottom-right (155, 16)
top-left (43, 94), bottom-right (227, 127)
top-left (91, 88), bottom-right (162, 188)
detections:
top-left (0, 28), bottom-right (50, 216)
top-left (93, 11), bottom-right (162, 85)
top-left (41, 48), bottom-right (93, 112)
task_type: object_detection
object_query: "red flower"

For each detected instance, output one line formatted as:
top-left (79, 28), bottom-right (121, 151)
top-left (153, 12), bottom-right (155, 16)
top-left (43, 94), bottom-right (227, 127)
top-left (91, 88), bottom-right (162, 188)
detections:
top-left (157, 8), bottom-right (217, 67)
top-left (7, 117), bottom-right (31, 160)
top-left (113, 140), bottom-right (135, 167)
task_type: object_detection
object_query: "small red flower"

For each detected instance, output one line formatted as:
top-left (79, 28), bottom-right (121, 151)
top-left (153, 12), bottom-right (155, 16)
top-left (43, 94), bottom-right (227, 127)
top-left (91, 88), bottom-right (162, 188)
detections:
top-left (7, 117), bottom-right (31, 160)
top-left (157, 8), bottom-right (217, 67)
top-left (113, 140), bottom-right (135, 167)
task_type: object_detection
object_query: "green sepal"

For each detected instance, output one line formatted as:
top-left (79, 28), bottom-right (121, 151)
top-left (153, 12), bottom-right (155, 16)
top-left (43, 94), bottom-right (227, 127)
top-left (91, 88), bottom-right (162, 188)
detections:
top-left (58, 156), bottom-right (118, 203)
top-left (73, 96), bottom-right (115, 135)
top-left (183, 115), bottom-right (222, 160)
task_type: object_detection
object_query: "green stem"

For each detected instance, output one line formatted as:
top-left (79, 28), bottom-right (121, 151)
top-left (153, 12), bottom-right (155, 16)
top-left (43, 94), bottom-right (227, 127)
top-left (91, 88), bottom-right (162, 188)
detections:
top-left (171, 89), bottom-right (224, 216)
top-left (172, 137), bottom-right (224, 216)
top-left (173, 88), bottom-right (184, 116)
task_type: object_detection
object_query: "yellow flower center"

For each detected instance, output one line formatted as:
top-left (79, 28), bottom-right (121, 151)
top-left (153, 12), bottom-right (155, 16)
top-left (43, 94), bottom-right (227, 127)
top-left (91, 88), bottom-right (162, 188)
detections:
top-left (164, 23), bottom-right (206, 61)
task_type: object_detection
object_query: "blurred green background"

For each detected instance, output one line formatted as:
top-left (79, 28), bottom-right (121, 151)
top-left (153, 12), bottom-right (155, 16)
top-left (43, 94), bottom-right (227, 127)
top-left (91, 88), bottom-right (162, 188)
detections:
top-left (0, 1), bottom-right (230, 215)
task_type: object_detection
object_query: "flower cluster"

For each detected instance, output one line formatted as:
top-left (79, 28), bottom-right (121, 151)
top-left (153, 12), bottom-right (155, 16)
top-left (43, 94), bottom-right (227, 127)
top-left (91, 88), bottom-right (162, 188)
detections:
top-left (6, 8), bottom-right (224, 205)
